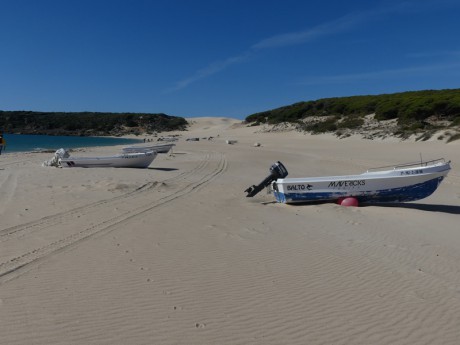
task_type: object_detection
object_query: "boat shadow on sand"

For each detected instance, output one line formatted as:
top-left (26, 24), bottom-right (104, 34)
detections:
top-left (367, 202), bottom-right (460, 215)
top-left (148, 167), bottom-right (178, 171)
top-left (261, 200), bottom-right (460, 215)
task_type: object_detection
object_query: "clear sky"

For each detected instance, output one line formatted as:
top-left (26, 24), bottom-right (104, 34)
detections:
top-left (1, 0), bottom-right (459, 119)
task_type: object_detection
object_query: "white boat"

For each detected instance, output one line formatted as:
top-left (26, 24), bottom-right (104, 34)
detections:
top-left (158, 136), bottom-right (178, 142)
top-left (59, 151), bottom-right (157, 168)
top-left (245, 158), bottom-right (451, 204)
top-left (121, 143), bottom-right (175, 154)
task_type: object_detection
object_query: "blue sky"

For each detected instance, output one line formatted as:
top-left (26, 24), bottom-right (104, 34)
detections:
top-left (1, 0), bottom-right (459, 119)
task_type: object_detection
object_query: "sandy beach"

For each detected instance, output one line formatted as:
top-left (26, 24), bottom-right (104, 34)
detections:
top-left (1, 118), bottom-right (459, 345)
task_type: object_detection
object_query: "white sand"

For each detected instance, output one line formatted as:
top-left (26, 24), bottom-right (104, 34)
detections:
top-left (1, 118), bottom-right (459, 345)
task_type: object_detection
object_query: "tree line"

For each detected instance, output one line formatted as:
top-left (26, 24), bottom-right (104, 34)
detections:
top-left (0, 111), bottom-right (188, 136)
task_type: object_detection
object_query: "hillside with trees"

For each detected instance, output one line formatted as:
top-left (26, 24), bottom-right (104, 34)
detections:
top-left (245, 89), bottom-right (460, 142)
top-left (0, 111), bottom-right (188, 136)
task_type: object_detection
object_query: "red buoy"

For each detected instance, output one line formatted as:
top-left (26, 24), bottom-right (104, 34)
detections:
top-left (338, 197), bottom-right (359, 207)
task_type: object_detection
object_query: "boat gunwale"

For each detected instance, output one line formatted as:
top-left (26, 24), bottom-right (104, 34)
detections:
top-left (274, 159), bottom-right (450, 184)
top-left (365, 158), bottom-right (448, 172)
top-left (60, 151), bottom-right (156, 161)
top-left (123, 143), bottom-right (175, 149)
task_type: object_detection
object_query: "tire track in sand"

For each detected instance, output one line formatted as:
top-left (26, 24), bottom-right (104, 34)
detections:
top-left (0, 151), bottom-right (227, 281)
top-left (0, 172), bottom-right (18, 216)
top-left (0, 151), bottom-right (213, 241)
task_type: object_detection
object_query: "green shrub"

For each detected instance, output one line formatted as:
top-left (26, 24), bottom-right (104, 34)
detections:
top-left (337, 116), bottom-right (364, 129)
top-left (306, 118), bottom-right (337, 133)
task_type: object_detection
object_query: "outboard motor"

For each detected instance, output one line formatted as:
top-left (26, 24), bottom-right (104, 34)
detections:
top-left (245, 161), bottom-right (288, 197)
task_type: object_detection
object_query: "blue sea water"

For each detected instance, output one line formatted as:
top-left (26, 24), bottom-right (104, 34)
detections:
top-left (1, 133), bottom-right (143, 153)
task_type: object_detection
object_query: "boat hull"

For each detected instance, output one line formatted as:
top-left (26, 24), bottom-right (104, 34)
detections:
top-left (122, 143), bottom-right (175, 154)
top-left (60, 151), bottom-right (157, 168)
top-left (272, 160), bottom-right (451, 204)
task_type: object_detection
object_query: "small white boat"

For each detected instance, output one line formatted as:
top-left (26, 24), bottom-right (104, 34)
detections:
top-left (121, 143), bottom-right (175, 154)
top-left (59, 151), bottom-right (157, 168)
top-left (158, 137), bottom-right (178, 142)
top-left (245, 158), bottom-right (451, 204)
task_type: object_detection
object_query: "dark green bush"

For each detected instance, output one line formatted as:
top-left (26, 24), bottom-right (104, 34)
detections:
top-left (337, 116), bottom-right (365, 129)
top-left (306, 118), bottom-right (338, 133)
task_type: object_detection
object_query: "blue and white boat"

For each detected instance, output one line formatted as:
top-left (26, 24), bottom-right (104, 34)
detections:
top-left (245, 158), bottom-right (451, 204)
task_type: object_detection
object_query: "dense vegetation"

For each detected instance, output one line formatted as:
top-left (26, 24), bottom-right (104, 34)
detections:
top-left (0, 111), bottom-right (188, 136)
top-left (245, 89), bottom-right (460, 140)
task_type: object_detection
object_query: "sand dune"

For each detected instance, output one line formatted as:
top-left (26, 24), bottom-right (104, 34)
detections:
top-left (0, 120), bottom-right (459, 345)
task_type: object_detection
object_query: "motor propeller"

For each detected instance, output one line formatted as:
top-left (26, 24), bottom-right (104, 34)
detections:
top-left (245, 161), bottom-right (288, 197)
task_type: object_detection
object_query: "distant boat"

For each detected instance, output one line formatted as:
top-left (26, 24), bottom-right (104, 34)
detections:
top-left (245, 158), bottom-right (451, 204)
top-left (158, 137), bottom-right (178, 142)
top-left (121, 143), bottom-right (175, 154)
top-left (59, 151), bottom-right (157, 168)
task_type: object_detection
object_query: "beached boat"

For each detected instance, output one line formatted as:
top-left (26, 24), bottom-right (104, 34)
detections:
top-left (121, 143), bottom-right (175, 154)
top-left (59, 151), bottom-right (157, 168)
top-left (245, 158), bottom-right (451, 204)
